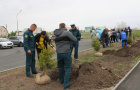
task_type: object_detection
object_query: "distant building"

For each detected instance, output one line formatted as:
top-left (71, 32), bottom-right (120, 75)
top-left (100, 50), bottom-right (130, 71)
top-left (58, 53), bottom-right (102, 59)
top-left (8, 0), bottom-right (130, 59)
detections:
top-left (16, 27), bottom-right (42, 36)
top-left (0, 25), bottom-right (8, 37)
top-left (97, 26), bottom-right (106, 30)
top-left (16, 31), bottom-right (24, 36)
top-left (85, 26), bottom-right (95, 30)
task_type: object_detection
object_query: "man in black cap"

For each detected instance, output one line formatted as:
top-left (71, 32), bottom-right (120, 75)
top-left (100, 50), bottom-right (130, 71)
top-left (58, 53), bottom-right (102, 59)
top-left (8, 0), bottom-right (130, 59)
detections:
top-left (69, 24), bottom-right (81, 61)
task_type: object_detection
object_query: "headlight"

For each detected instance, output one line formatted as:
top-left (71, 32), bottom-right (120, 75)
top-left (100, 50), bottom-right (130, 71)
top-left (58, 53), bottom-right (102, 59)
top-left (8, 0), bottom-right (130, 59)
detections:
top-left (2, 43), bottom-right (7, 46)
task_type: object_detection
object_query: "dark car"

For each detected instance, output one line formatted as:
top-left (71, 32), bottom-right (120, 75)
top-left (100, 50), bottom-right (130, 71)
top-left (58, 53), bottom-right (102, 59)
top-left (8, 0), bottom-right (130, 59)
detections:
top-left (9, 36), bottom-right (24, 47)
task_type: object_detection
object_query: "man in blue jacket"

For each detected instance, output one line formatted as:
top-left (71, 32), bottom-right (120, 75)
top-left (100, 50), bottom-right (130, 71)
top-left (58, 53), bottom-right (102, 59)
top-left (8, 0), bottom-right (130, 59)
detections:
top-left (23, 24), bottom-right (38, 78)
top-left (69, 24), bottom-right (81, 61)
top-left (121, 30), bottom-right (127, 47)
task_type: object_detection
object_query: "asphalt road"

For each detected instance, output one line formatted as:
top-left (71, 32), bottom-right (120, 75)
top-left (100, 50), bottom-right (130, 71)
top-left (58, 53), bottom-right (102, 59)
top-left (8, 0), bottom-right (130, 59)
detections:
top-left (0, 39), bottom-right (92, 72)
top-left (115, 62), bottom-right (140, 90)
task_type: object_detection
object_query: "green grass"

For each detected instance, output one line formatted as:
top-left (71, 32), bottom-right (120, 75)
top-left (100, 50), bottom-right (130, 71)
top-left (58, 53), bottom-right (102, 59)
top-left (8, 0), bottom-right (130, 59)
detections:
top-left (81, 55), bottom-right (104, 63)
top-left (131, 56), bottom-right (140, 67)
top-left (119, 63), bottom-right (123, 66)
top-left (133, 30), bottom-right (140, 37)
top-left (113, 69), bottom-right (119, 72)
top-left (81, 32), bottom-right (91, 39)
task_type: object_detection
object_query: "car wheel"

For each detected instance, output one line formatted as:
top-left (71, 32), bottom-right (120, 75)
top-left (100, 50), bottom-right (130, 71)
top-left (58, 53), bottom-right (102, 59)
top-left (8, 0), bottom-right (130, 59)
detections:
top-left (19, 42), bottom-right (23, 47)
top-left (0, 45), bottom-right (3, 49)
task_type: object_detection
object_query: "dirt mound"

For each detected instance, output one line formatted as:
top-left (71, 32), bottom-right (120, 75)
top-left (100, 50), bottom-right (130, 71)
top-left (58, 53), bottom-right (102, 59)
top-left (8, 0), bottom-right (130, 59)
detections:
top-left (103, 46), bottom-right (131, 57)
top-left (73, 62), bottom-right (118, 89)
top-left (49, 68), bottom-right (59, 80)
top-left (103, 50), bottom-right (116, 55)
top-left (131, 40), bottom-right (140, 47)
top-left (104, 40), bottom-right (140, 57)
top-left (49, 65), bottom-right (79, 81)
top-left (115, 46), bottom-right (131, 57)
top-left (50, 62), bottom-right (119, 89)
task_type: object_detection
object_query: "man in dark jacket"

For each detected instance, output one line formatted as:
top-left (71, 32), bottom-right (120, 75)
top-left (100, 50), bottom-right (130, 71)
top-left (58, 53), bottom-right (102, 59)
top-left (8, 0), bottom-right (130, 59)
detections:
top-left (54, 23), bottom-right (77, 90)
top-left (128, 26), bottom-right (132, 37)
top-left (101, 29), bottom-right (108, 48)
top-left (124, 28), bottom-right (128, 37)
top-left (35, 31), bottom-right (50, 71)
top-left (69, 24), bottom-right (81, 61)
top-left (23, 24), bottom-right (38, 78)
top-left (35, 31), bottom-right (50, 59)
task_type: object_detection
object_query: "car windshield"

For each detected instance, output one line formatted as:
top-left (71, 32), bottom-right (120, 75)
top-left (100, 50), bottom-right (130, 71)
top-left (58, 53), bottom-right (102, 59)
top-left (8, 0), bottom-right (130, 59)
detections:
top-left (0, 38), bottom-right (8, 42)
top-left (9, 37), bottom-right (16, 39)
top-left (17, 36), bottom-right (23, 40)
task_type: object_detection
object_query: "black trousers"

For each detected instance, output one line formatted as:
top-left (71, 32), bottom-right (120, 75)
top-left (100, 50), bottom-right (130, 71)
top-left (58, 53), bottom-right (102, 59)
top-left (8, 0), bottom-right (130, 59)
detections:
top-left (111, 36), bottom-right (117, 43)
top-left (37, 48), bottom-right (42, 59)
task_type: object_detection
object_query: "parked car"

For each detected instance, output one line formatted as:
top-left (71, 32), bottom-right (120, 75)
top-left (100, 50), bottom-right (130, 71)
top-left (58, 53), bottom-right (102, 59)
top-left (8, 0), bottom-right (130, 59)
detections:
top-left (9, 36), bottom-right (24, 47)
top-left (0, 38), bottom-right (13, 49)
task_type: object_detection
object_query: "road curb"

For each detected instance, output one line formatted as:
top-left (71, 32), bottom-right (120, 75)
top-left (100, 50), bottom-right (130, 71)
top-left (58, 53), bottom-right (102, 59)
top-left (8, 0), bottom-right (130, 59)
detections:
top-left (0, 48), bottom-right (93, 73)
top-left (113, 60), bottom-right (140, 90)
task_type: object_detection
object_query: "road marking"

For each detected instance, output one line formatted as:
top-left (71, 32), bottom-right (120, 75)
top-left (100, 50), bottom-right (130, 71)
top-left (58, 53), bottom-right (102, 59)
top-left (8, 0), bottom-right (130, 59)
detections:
top-left (0, 48), bottom-right (93, 73)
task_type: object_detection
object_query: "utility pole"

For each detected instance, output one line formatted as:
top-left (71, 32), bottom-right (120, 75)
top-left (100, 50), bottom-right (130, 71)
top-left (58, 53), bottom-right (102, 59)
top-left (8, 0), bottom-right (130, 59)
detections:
top-left (16, 10), bottom-right (22, 36)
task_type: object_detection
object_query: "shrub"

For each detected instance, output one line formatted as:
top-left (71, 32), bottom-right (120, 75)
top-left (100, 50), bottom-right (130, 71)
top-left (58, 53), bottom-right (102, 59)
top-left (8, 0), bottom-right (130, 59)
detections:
top-left (91, 39), bottom-right (101, 52)
top-left (127, 37), bottom-right (132, 44)
top-left (132, 33), bottom-right (136, 40)
top-left (37, 45), bottom-right (56, 71)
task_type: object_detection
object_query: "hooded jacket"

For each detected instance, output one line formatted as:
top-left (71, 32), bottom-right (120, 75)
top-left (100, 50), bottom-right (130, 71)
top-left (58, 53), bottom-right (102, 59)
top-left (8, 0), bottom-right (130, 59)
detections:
top-left (121, 31), bottom-right (127, 40)
top-left (101, 29), bottom-right (108, 38)
top-left (54, 29), bottom-right (77, 53)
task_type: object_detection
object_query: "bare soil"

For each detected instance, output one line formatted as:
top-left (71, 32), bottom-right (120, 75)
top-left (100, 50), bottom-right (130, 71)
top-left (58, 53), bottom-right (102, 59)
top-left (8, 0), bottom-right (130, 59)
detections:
top-left (0, 38), bottom-right (140, 90)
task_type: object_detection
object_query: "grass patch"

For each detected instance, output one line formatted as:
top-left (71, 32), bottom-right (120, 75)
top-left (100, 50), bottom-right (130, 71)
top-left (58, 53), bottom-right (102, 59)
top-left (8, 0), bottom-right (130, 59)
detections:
top-left (119, 63), bottom-right (123, 66)
top-left (81, 32), bottom-right (91, 39)
top-left (113, 69), bottom-right (119, 72)
top-left (81, 55), bottom-right (104, 63)
top-left (133, 30), bottom-right (140, 37)
top-left (131, 56), bottom-right (140, 67)
top-left (122, 67), bottom-right (126, 71)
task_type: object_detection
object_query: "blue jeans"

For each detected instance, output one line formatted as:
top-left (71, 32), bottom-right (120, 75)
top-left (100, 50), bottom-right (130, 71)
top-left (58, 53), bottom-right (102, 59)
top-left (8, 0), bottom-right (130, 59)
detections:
top-left (57, 53), bottom-right (72, 88)
top-left (122, 40), bottom-right (127, 47)
top-left (105, 37), bottom-right (109, 47)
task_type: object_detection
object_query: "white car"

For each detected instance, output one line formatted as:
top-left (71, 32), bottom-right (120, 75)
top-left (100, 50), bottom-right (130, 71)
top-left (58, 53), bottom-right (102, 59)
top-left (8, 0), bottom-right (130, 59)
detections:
top-left (0, 38), bottom-right (13, 49)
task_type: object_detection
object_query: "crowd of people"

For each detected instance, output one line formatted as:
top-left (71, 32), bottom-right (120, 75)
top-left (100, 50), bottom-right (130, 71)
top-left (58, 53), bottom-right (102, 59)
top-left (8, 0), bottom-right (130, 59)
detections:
top-left (92, 26), bottom-right (132, 48)
top-left (23, 23), bottom-right (80, 90)
top-left (23, 23), bottom-right (132, 90)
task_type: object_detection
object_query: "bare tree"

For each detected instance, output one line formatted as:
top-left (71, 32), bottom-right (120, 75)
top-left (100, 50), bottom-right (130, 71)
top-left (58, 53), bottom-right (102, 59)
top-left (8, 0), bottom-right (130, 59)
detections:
top-left (117, 21), bottom-right (127, 30)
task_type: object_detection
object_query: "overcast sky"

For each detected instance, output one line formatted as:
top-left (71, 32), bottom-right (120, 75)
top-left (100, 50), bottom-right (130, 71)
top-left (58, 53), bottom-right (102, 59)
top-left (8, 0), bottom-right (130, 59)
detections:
top-left (0, 0), bottom-right (140, 32)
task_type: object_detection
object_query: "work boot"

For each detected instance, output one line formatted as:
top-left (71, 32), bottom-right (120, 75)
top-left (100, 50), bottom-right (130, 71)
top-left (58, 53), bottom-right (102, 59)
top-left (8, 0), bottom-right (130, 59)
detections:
top-left (74, 59), bottom-right (78, 62)
top-left (64, 84), bottom-right (71, 90)
top-left (32, 72), bottom-right (38, 74)
top-left (26, 75), bottom-right (34, 78)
